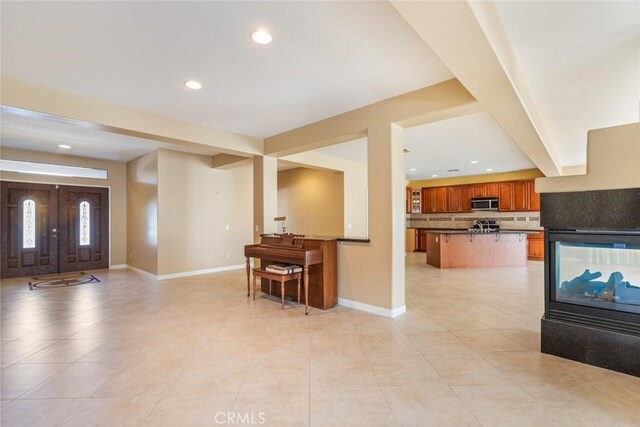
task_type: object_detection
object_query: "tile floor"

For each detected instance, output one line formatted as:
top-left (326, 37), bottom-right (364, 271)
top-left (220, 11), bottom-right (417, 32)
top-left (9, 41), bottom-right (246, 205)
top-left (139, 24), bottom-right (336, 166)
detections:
top-left (1, 253), bottom-right (639, 426)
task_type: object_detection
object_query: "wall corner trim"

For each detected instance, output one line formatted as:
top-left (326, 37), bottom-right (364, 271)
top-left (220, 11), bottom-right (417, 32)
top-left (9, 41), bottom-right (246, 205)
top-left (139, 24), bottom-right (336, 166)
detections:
top-left (109, 264), bottom-right (128, 270)
top-left (338, 297), bottom-right (406, 318)
top-left (126, 265), bottom-right (158, 279)
top-left (126, 263), bottom-right (245, 280)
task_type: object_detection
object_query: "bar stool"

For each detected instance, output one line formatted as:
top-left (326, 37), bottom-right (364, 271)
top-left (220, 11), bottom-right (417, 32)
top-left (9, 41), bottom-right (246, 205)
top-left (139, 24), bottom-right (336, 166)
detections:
top-left (252, 268), bottom-right (303, 311)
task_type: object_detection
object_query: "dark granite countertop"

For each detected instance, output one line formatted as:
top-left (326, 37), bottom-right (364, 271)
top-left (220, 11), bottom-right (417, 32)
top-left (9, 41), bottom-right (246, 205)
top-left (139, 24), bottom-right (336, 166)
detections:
top-left (260, 234), bottom-right (370, 243)
top-left (408, 227), bottom-right (542, 235)
top-left (336, 236), bottom-right (370, 243)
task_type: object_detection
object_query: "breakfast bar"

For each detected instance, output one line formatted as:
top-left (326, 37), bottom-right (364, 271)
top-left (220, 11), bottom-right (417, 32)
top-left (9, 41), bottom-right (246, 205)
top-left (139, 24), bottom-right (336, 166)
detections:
top-left (424, 230), bottom-right (533, 268)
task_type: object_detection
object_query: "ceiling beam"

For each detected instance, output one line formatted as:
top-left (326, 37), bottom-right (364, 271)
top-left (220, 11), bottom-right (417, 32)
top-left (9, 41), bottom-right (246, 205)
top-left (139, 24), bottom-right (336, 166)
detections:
top-left (264, 79), bottom-right (480, 156)
top-left (1, 77), bottom-right (263, 157)
top-left (390, 0), bottom-right (562, 177)
top-left (211, 153), bottom-right (252, 169)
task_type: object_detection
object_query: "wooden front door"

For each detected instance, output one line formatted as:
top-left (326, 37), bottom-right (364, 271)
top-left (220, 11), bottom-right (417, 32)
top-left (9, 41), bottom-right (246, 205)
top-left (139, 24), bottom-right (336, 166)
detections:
top-left (58, 186), bottom-right (109, 273)
top-left (1, 182), bottom-right (59, 278)
top-left (0, 182), bottom-right (109, 278)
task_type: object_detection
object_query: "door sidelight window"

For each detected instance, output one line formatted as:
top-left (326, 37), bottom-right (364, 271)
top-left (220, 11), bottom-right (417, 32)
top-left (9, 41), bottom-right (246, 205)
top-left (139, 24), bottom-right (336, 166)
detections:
top-left (79, 201), bottom-right (91, 246)
top-left (22, 199), bottom-right (36, 249)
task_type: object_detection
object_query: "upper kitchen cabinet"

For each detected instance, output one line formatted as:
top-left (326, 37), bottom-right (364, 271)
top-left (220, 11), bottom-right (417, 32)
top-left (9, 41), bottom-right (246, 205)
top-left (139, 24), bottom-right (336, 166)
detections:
top-left (470, 184), bottom-right (486, 198)
top-left (485, 183), bottom-right (499, 198)
top-left (447, 186), bottom-right (463, 212)
top-left (407, 188), bottom-right (422, 213)
top-left (497, 180), bottom-right (540, 212)
top-left (527, 181), bottom-right (540, 211)
top-left (409, 179), bottom-right (540, 214)
top-left (406, 187), bottom-right (412, 214)
top-left (460, 185), bottom-right (472, 212)
top-left (470, 183), bottom-right (498, 198)
top-left (512, 181), bottom-right (528, 211)
top-left (498, 182), bottom-right (513, 211)
top-left (422, 187), bottom-right (447, 213)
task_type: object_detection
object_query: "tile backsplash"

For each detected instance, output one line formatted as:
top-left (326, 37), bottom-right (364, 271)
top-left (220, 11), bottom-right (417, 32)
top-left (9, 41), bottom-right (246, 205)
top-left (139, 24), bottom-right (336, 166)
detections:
top-left (406, 211), bottom-right (542, 230)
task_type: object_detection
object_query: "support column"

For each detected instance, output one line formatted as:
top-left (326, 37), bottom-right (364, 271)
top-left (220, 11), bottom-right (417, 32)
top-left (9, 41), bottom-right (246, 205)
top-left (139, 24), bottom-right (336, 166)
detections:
top-left (390, 123), bottom-right (406, 313)
top-left (252, 156), bottom-right (278, 242)
top-left (337, 119), bottom-right (406, 316)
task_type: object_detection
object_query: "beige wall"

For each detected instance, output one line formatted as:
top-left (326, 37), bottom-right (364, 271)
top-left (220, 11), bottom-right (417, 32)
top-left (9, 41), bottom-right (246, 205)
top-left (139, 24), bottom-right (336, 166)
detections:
top-left (277, 168), bottom-right (344, 236)
top-left (279, 151), bottom-right (368, 237)
top-left (157, 149), bottom-right (252, 275)
top-left (536, 122), bottom-right (640, 193)
top-left (343, 167), bottom-right (368, 237)
top-left (252, 156), bottom-right (278, 242)
top-left (0, 147), bottom-right (127, 266)
top-left (126, 150), bottom-right (158, 274)
top-left (263, 79), bottom-right (479, 314)
top-left (405, 229), bottom-right (416, 253)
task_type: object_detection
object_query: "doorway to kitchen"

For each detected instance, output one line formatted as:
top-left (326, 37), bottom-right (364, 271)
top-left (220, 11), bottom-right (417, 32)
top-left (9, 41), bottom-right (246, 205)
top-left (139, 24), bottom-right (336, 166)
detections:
top-left (1, 181), bottom-right (109, 278)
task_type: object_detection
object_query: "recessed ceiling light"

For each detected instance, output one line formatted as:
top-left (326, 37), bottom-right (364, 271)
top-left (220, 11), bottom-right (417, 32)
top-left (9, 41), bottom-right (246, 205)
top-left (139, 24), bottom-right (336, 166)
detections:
top-left (184, 80), bottom-right (202, 90)
top-left (58, 144), bottom-right (71, 149)
top-left (470, 160), bottom-right (478, 164)
top-left (409, 168), bottom-right (416, 172)
top-left (486, 168), bottom-right (493, 172)
top-left (251, 29), bottom-right (272, 45)
top-left (432, 174), bottom-right (438, 178)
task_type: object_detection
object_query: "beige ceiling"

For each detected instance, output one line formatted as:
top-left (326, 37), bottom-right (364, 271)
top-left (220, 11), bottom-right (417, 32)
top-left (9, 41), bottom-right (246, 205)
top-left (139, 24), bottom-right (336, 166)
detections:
top-left (1, 108), bottom-right (219, 162)
top-left (1, 1), bottom-right (636, 173)
top-left (495, 1), bottom-right (639, 168)
top-left (1, 1), bottom-right (452, 139)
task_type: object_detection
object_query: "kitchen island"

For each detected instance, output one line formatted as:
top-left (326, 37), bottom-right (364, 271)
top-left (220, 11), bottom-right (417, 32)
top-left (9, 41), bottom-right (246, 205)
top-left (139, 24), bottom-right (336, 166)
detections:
top-left (424, 230), bottom-right (535, 269)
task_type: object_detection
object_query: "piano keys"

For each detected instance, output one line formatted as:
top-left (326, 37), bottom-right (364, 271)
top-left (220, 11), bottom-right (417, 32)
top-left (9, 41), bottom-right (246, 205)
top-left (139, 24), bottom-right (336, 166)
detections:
top-left (244, 235), bottom-right (338, 310)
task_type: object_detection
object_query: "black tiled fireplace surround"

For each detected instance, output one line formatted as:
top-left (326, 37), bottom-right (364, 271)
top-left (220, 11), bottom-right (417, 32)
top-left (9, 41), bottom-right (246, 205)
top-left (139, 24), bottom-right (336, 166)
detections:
top-left (540, 188), bottom-right (640, 377)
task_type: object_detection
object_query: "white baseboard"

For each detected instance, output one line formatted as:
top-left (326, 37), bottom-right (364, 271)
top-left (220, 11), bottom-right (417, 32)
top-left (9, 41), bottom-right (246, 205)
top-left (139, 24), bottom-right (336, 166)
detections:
top-left (126, 263), bottom-right (245, 280)
top-left (156, 264), bottom-right (245, 280)
top-left (109, 264), bottom-right (127, 270)
top-left (126, 265), bottom-right (158, 279)
top-left (338, 297), bottom-right (407, 318)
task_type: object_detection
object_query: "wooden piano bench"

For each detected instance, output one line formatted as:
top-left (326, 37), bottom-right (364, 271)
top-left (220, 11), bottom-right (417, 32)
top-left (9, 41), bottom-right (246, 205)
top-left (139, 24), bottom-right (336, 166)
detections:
top-left (252, 268), bottom-right (307, 314)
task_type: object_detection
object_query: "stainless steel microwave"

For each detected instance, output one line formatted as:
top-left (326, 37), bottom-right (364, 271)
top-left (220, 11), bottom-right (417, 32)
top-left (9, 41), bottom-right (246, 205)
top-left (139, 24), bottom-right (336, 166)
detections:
top-left (471, 197), bottom-right (498, 211)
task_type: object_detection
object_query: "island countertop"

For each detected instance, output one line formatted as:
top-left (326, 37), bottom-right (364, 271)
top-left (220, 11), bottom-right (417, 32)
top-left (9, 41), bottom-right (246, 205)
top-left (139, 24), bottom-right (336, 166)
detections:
top-left (410, 227), bottom-right (542, 234)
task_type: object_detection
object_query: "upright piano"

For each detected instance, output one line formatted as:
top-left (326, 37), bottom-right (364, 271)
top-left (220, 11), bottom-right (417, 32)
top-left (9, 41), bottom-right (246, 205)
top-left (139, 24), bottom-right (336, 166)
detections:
top-left (244, 235), bottom-right (337, 310)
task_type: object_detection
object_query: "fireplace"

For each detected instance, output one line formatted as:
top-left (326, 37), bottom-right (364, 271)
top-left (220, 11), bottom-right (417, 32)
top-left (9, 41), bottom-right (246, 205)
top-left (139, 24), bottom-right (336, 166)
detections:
top-left (540, 188), bottom-right (640, 376)
top-left (548, 230), bottom-right (640, 325)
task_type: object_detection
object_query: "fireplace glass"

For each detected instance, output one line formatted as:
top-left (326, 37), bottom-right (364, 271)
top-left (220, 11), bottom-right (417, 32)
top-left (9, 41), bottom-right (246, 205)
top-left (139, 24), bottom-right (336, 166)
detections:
top-left (555, 241), bottom-right (640, 314)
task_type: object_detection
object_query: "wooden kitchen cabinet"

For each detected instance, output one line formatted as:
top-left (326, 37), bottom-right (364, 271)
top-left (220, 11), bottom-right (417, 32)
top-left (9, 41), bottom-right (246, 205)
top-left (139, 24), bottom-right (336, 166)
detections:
top-left (497, 180), bottom-right (539, 212)
top-left (460, 185), bottom-right (472, 212)
top-left (527, 181), bottom-right (540, 211)
top-left (422, 187), bottom-right (447, 213)
top-left (422, 188), bottom-right (433, 213)
top-left (527, 231), bottom-right (544, 261)
top-left (471, 184), bottom-right (486, 198)
top-left (498, 182), bottom-right (513, 211)
top-left (485, 183), bottom-right (499, 197)
top-left (415, 229), bottom-right (427, 252)
top-left (512, 181), bottom-right (528, 211)
top-left (435, 188), bottom-right (447, 212)
top-left (414, 179), bottom-right (539, 213)
top-left (406, 187), bottom-right (411, 214)
top-left (447, 186), bottom-right (462, 212)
